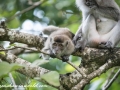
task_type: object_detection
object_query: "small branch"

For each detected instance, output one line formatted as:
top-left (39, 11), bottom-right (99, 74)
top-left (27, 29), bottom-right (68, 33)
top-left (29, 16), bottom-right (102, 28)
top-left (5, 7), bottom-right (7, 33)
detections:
top-left (20, 46), bottom-right (87, 77)
top-left (103, 68), bottom-right (120, 90)
top-left (67, 61), bottom-right (87, 78)
top-left (6, 0), bottom-right (46, 22)
top-left (0, 45), bottom-right (85, 77)
top-left (0, 47), bottom-right (18, 51)
top-left (102, 67), bottom-right (117, 90)
top-left (9, 73), bottom-right (18, 90)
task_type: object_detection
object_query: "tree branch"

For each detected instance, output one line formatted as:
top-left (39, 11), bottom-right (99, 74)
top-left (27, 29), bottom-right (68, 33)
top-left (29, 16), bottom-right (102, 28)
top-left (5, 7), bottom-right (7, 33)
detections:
top-left (59, 48), bottom-right (120, 89)
top-left (0, 28), bottom-right (44, 49)
top-left (1, 22), bottom-right (120, 89)
top-left (0, 52), bottom-right (49, 78)
top-left (6, 0), bottom-right (46, 22)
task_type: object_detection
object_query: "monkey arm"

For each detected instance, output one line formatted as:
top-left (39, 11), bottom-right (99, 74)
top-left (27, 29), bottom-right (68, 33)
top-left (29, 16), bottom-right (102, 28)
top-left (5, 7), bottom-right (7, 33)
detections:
top-left (85, 0), bottom-right (120, 21)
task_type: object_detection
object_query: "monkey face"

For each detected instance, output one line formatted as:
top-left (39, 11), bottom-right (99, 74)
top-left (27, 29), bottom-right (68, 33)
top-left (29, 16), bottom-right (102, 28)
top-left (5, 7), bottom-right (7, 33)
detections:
top-left (73, 32), bottom-right (86, 51)
top-left (50, 35), bottom-right (69, 56)
top-left (51, 42), bottom-right (65, 56)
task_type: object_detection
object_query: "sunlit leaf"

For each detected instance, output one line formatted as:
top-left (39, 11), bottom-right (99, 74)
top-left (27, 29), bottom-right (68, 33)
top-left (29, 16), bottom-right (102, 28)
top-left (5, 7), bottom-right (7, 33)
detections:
top-left (41, 71), bottom-right (60, 86)
top-left (0, 51), bottom-right (6, 56)
top-left (0, 62), bottom-right (22, 78)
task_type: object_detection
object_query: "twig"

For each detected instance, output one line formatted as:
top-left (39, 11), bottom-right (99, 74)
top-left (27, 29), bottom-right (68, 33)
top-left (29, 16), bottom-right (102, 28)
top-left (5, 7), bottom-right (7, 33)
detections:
top-left (67, 61), bottom-right (87, 78)
top-left (103, 68), bottom-right (120, 90)
top-left (0, 46), bottom-right (47, 55)
top-left (0, 47), bottom-right (18, 51)
top-left (6, 0), bottom-right (46, 22)
top-left (9, 73), bottom-right (18, 90)
top-left (102, 67), bottom-right (116, 90)
top-left (0, 46), bottom-right (86, 77)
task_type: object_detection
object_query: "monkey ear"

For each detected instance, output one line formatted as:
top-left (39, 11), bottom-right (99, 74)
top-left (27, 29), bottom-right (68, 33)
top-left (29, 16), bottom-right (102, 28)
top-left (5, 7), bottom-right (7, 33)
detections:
top-left (66, 41), bottom-right (69, 46)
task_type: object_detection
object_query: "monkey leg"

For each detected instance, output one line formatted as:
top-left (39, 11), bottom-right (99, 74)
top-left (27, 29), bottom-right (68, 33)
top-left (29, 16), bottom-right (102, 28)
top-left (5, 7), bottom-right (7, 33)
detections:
top-left (73, 14), bottom-right (101, 50)
top-left (82, 14), bottom-right (101, 47)
top-left (98, 20), bottom-right (120, 48)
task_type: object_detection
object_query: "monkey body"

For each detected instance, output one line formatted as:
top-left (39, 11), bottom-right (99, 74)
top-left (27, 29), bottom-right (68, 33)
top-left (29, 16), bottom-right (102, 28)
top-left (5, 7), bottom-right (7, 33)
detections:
top-left (73, 0), bottom-right (120, 50)
top-left (41, 26), bottom-right (74, 61)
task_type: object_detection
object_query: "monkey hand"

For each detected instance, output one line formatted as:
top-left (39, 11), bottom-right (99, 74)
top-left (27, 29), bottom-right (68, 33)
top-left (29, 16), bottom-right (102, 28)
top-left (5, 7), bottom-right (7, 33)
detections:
top-left (85, 0), bottom-right (98, 9)
top-left (98, 41), bottom-right (113, 49)
top-left (50, 53), bottom-right (56, 58)
top-left (61, 55), bottom-right (69, 62)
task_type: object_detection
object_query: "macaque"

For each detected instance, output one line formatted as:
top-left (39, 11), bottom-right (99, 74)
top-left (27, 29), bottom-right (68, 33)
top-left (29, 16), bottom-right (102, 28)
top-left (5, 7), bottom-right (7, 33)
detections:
top-left (73, 0), bottom-right (120, 51)
top-left (41, 26), bottom-right (75, 62)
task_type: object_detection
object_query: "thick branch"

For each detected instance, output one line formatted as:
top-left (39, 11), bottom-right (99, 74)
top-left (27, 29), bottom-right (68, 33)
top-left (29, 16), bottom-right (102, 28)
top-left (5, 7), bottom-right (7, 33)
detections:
top-left (59, 48), bottom-right (120, 90)
top-left (0, 28), bottom-right (44, 49)
top-left (0, 52), bottom-right (49, 78)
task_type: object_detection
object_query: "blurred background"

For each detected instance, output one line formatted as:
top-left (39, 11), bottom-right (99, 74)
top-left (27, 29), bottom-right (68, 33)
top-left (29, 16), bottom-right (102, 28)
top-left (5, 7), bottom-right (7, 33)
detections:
top-left (0, 0), bottom-right (120, 90)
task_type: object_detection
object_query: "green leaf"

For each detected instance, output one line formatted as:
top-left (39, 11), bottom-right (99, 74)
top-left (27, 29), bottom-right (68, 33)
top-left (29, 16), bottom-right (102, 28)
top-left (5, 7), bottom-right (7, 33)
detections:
top-left (0, 62), bottom-right (22, 78)
top-left (41, 71), bottom-right (60, 86)
top-left (8, 43), bottom-right (16, 48)
top-left (0, 51), bottom-right (6, 56)
top-left (7, 18), bottom-right (20, 28)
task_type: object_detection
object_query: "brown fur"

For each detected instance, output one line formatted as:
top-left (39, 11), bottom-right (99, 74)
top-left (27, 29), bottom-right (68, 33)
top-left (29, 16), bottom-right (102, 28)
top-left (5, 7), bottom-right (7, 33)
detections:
top-left (41, 26), bottom-right (75, 60)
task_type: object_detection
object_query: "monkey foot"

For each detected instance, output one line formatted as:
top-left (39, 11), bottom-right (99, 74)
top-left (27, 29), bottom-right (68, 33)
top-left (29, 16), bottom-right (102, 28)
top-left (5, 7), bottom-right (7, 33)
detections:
top-left (98, 41), bottom-right (113, 49)
top-left (61, 56), bottom-right (69, 62)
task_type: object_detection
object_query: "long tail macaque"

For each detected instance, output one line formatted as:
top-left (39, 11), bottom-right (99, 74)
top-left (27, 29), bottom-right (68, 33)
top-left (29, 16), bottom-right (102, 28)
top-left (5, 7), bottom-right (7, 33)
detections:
top-left (73, 0), bottom-right (120, 51)
top-left (41, 26), bottom-right (75, 62)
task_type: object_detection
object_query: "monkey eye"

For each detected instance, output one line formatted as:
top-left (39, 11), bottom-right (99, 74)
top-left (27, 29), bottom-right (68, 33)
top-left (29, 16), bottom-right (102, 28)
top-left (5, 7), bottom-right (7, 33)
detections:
top-left (59, 44), bottom-right (63, 48)
top-left (77, 36), bottom-right (81, 41)
top-left (53, 43), bottom-right (57, 46)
